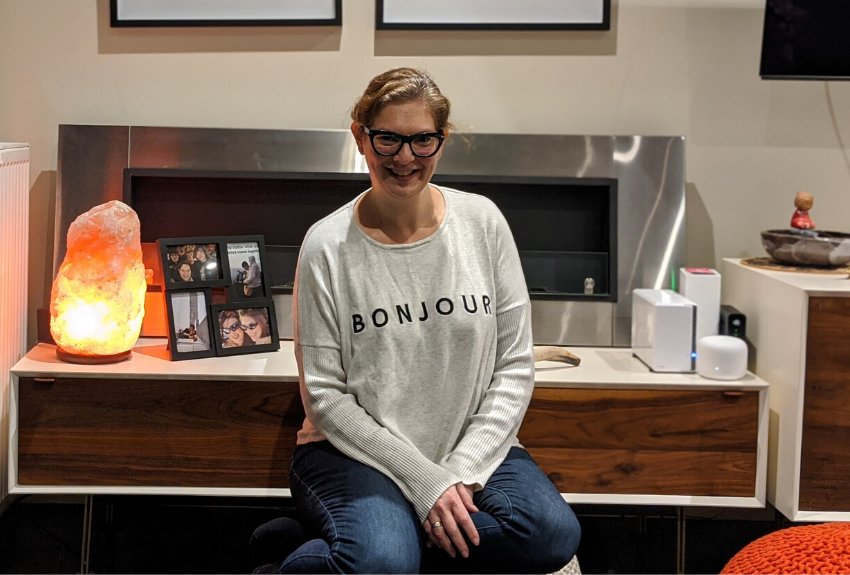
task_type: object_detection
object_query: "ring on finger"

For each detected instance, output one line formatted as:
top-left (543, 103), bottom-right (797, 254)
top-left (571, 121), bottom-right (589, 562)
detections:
top-left (431, 521), bottom-right (443, 529)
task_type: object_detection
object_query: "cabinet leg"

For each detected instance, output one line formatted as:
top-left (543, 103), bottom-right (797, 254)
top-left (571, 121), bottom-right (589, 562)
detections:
top-left (80, 495), bottom-right (93, 575)
top-left (676, 507), bottom-right (686, 575)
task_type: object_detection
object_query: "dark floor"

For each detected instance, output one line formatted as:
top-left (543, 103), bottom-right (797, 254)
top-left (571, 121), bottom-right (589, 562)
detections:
top-left (0, 496), bottom-right (788, 574)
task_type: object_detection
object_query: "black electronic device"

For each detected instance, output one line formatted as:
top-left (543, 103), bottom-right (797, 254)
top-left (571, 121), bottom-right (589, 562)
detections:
top-left (720, 305), bottom-right (747, 340)
top-left (761, 0), bottom-right (850, 80)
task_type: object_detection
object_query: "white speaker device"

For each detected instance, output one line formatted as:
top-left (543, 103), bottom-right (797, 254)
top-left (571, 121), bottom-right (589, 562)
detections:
top-left (678, 267), bottom-right (721, 343)
top-left (696, 335), bottom-right (748, 380)
top-left (631, 289), bottom-right (697, 373)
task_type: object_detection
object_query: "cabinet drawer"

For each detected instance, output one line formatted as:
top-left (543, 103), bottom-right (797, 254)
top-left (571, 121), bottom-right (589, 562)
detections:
top-left (800, 297), bottom-right (850, 512)
top-left (519, 388), bottom-right (759, 497)
top-left (16, 377), bottom-right (304, 488)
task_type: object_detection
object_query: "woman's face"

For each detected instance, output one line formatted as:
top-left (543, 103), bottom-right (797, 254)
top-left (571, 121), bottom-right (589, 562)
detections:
top-left (195, 248), bottom-right (207, 262)
top-left (222, 316), bottom-right (245, 346)
top-left (352, 101), bottom-right (446, 202)
top-left (178, 263), bottom-right (192, 281)
top-left (240, 312), bottom-right (269, 341)
top-left (185, 251), bottom-right (195, 264)
top-left (169, 252), bottom-right (179, 263)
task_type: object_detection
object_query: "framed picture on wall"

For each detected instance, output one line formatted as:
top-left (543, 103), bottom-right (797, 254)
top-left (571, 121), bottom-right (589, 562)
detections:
top-left (157, 237), bottom-right (228, 290)
top-left (211, 301), bottom-right (281, 356)
top-left (165, 289), bottom-right (216, 361)
top-left (111, 0), bottom-right (342, 27)
top-left (376, 0), bottom-right (610, 30)
top-left (222, 235), bottom-right (271, 302)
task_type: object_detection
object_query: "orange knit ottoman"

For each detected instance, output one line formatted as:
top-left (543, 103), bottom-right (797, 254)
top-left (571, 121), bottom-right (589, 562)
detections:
top-left (721, 523), bottom-right (850, 575)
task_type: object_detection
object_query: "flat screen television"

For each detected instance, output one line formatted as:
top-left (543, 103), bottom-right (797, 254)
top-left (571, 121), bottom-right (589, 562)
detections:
top-left (760, 0), bottom-right (850, 80)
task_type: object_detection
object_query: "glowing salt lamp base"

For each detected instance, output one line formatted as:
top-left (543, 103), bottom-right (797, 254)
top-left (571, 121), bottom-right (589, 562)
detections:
top-left (56, 347), bottom-right (132, 365)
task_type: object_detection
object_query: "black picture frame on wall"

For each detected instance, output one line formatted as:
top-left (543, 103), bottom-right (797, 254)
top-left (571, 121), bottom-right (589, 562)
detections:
top-left (211, 301), bottom-right (281, 357)
top-left (111, 0), bottom-right (342, 28)
top-left (165, 288), bottom-right (216, 361)
top-left (221, 235), bottom-right (272, 302)
top-left (157, 237), bottom-right (229, 290)
top-left (376, 0), bottom-right (610, 31)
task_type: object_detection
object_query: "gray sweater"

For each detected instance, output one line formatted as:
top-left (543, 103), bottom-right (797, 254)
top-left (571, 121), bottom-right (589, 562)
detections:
top-left (293, 186), bottom-right (534, 522)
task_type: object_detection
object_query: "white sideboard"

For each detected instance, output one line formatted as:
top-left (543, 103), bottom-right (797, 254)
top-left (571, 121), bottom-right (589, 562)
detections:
top-left (5, 339), bottom-right (768, 510)
top-left (723, 258), bottom-right (850, 522)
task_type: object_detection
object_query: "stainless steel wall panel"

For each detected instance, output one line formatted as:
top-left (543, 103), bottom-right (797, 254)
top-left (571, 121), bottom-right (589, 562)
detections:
top-left (531, 300), bottom-right (613, 347)
top-left (612, 136), bottom-right (686, 346)
top-left (57, 126), bottom-right (686, 347)
top-left (54, 125), bottom-right (129, 274)
top-left (129, 127), bottom-right (361, 173)
top-left (438, 134), bottom-right (613, 179)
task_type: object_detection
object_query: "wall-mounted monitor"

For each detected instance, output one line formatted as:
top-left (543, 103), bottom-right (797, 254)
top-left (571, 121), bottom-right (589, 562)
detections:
top-left (760, 0), bottom-right (850, 80)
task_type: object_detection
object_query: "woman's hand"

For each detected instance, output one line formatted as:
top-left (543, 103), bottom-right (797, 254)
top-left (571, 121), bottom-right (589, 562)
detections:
top-left (423, 483), bottom-right (480, 558)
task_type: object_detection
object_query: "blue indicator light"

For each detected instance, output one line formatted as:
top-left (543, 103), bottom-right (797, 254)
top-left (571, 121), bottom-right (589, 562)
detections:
top-left (691, 352), bottom-right (697, 358)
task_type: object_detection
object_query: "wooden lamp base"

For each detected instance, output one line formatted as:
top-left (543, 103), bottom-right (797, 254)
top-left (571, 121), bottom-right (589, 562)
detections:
top-left (56, 347), bottom-right (132, 365)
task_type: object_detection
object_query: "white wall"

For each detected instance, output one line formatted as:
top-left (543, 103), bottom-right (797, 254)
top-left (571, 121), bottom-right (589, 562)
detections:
top-left (2, 0), bottom-right (850, 346)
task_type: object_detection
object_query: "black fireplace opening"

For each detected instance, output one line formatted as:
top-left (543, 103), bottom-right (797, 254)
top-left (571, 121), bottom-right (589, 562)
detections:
top-left (125, 169), bottom-right (617, 301)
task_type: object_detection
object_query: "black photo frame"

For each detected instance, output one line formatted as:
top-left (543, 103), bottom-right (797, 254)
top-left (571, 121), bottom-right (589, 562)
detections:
top-left (165, 288), bottom-right (216, 361)
top-left (111, 0), bottom-right (342, 27)
top-left (211, 300), bottom-right (281, 356)
top-left (221, 235), bottom-right (271, 302)
top-left (376, 0), bottom-right (610, 31)
top-left (158, 237), bottom-right (229, 290)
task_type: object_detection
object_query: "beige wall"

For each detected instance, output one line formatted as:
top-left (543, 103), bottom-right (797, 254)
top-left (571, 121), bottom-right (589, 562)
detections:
top-left (3, 0), bottom-right (850, 346)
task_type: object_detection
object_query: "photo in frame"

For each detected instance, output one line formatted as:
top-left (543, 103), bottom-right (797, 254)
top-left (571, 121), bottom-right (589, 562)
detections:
top-left (211, 300), bottom-right (281, 356)
top-left (165, 289), bottom-right (216, 360)
top-left (376, 0), bottom-right (610, 31)
top-left (222, 236), bottom-right (271, 302)
top-left (111, 0), bottom-right (342, 27)
top-left (157, 237), bottom-right (229, 290)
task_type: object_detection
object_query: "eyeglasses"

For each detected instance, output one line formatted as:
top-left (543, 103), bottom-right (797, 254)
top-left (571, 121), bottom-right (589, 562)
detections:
top-left (362, 127), bottom-right (445, 158)
top-left (241, 322), bottom-right (259, 331)
top-left (221, 322), bottom-right (242, 335)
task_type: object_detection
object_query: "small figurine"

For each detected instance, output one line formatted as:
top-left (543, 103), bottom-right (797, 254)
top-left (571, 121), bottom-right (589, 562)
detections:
top-left (791, 190), bottom-right (816, 230)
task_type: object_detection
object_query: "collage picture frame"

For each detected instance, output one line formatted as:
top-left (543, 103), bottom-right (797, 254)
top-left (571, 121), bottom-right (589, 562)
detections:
top-left (164, 288), bottom-right (216, 361)
top-left (156, 235), bottom-right (280, 360)
top-left (211, 302), bottom-right (281, 357)
top-left (221, 236), bottom-right (272, 301)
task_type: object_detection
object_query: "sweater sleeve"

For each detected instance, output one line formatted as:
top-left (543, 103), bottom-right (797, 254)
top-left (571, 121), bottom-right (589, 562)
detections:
top-left (438, 207), bottom-right (535, 489)
top-left (293, 234), bottom-right (462, 522)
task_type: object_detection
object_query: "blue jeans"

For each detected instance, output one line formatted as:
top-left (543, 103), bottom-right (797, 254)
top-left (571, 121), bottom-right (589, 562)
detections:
top-left (277, 441), bottom-right (580, 574)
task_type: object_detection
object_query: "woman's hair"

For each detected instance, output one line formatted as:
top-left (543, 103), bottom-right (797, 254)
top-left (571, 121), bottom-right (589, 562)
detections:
top-left (219, 310), bottom-right (240, 328)
top-left (351, 67), bottom-right (452, 131)
top-left (239, 308), bottom-right (270, 336)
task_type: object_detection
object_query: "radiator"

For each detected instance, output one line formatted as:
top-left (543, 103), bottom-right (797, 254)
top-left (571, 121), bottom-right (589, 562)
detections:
top-left (0, 143), bottom-right (29, 511)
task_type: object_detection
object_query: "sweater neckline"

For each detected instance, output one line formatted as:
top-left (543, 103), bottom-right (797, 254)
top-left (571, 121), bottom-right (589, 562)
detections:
top-left (350, 184), bottom-right (451, 250)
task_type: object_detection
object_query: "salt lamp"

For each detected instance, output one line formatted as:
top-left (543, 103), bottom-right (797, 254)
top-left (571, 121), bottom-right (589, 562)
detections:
top-left (49, 201), bottom-right (147, 363)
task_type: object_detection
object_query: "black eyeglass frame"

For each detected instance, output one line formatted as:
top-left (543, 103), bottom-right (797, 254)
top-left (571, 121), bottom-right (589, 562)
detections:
top-left (362, 126), bottom-right (446, 158)
top-left (221, 322), bottom-right (243, 336)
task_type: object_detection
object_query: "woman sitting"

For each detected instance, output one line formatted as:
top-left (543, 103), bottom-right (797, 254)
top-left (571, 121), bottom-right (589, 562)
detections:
top-left (266, 67), bottom-right (580, 574)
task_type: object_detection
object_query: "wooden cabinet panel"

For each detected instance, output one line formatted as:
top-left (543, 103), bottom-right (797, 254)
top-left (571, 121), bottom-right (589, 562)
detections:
top-left (519, 388), bottom-right (759, 497)
top-left (800, 297), bottom-right (850, 512)
top-left (16, 378), bottom-right (304, 488)
top-left (530, 448), bottom-right (755, 496)
top-left (16, 378), bottom-right (760, 499)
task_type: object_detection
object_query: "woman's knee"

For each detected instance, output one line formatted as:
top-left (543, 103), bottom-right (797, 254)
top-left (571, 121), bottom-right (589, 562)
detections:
top-left (524, 503), bottom-right (581, 572)
top-left (333, 535), bottom-right (421, 574)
